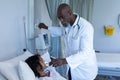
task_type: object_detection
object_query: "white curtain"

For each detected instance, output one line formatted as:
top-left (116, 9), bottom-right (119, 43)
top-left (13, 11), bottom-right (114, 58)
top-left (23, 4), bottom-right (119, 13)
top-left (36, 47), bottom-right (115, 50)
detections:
top-left (45, 0), bottom-right (69, 26)
top-left (45, 0), bottom-right (68, 78)
top-left (69, 0), bottom-right (94, 22)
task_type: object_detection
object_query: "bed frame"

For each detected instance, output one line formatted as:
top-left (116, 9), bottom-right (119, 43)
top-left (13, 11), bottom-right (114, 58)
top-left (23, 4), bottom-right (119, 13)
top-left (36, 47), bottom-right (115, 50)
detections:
top-left (96, 53), bottom-right (120, 77)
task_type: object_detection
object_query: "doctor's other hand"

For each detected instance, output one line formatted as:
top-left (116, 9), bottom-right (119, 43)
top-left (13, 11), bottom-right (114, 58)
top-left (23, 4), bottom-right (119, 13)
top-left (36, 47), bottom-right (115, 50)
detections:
top-left (49, 58), bottom-right (67, 67)
top-left (38, 23), bottom-right (48, 29)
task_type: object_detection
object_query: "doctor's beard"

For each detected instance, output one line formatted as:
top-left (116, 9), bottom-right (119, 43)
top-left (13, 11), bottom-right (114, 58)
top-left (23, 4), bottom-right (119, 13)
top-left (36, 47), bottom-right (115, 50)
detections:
top-left (58, 20), bottom-right (70, 28)
top-left (61, 23), bottom-right (70, 28)
top-left (62, 23), bottom-right (69, 27)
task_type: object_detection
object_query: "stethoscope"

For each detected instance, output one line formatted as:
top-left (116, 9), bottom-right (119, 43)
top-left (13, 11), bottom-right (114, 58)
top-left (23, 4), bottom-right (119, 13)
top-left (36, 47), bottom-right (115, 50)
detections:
top-left (65, 17), bottom-right (81, 40)
top-left (64, 17), bottom-right (81, 55)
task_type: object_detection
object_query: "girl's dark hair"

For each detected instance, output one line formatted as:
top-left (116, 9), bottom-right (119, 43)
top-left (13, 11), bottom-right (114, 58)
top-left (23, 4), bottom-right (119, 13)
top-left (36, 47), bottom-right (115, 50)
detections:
top-left (25, 54), bottom-right (42, 77)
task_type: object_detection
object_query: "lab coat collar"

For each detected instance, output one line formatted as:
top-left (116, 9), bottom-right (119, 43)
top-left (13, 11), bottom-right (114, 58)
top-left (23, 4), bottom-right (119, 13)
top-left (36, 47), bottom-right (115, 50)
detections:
top-left (72, 13), bottom-right (80, 28)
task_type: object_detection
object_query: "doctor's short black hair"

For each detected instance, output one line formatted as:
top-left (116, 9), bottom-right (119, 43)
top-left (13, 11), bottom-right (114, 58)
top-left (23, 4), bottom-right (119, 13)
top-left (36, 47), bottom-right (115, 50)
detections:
top-left (58, 3), bottom-right (70, 10)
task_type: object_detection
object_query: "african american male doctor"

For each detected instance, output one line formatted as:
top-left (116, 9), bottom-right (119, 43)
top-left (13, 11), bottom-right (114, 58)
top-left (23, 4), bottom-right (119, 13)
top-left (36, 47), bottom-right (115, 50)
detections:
top-left (39, 3), bottom-right (98, 80)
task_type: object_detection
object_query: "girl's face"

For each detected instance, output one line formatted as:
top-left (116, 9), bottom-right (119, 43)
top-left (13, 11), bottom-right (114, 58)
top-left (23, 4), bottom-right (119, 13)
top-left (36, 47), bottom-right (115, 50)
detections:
top-left (39, 56), bottom-right (46, 69)
top-left (36, 56), bottom-right (46, 77)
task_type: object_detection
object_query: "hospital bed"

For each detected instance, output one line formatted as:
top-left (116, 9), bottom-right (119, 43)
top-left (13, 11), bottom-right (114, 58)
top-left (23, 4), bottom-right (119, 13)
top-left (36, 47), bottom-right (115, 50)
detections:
top-left (0, 50), bottom-right (66, 80)
top-left (1, 51), bottom-right (120, 80)
top-left (96, 53), bottom-right (120, 77)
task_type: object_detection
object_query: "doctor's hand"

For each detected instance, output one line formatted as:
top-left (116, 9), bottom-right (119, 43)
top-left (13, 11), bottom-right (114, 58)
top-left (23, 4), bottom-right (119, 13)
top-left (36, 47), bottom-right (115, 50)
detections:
top-left (38, 23), bottom-right (48, 29)
top-left (49, 58), bottom-right (67, 67)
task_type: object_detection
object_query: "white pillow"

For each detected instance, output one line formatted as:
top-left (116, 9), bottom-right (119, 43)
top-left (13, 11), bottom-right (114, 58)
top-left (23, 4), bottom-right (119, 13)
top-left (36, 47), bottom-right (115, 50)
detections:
top-left (18, 61), bottom-right (36, 80)
top-left (0, 50), bottom-right (33, 80)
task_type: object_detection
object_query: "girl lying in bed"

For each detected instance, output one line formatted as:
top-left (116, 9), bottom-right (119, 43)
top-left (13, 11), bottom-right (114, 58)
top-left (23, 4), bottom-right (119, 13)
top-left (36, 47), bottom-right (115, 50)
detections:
top-left (25, 54), bottom-right (66, 80)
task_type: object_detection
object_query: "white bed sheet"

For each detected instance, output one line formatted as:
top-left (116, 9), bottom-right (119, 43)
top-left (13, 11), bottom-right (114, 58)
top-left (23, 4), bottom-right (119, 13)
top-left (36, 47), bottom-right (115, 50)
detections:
top-left (96, 53), bottom-right (120, 76)
top-left (96, 53), bottom-right (120, 68)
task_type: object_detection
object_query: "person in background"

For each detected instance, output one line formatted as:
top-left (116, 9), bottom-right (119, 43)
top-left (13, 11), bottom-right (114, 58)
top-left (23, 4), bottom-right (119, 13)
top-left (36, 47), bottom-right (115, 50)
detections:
top-left (25, 54), bottom-right (66, 80)
top-left (39, 3), bottom-right (98, 80)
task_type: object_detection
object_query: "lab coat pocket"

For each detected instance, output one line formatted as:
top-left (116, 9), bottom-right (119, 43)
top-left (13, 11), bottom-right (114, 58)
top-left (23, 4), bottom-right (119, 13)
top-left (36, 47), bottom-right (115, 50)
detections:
top-left (71, 37), bottom-right (80, 51)
top-left (72, 30), bottom-right (79, 40)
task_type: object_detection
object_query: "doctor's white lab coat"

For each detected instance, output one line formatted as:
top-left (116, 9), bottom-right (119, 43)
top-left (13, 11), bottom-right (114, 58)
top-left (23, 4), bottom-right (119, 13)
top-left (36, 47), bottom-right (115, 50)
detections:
top-left (48, 14), bottom-right (98, 80)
